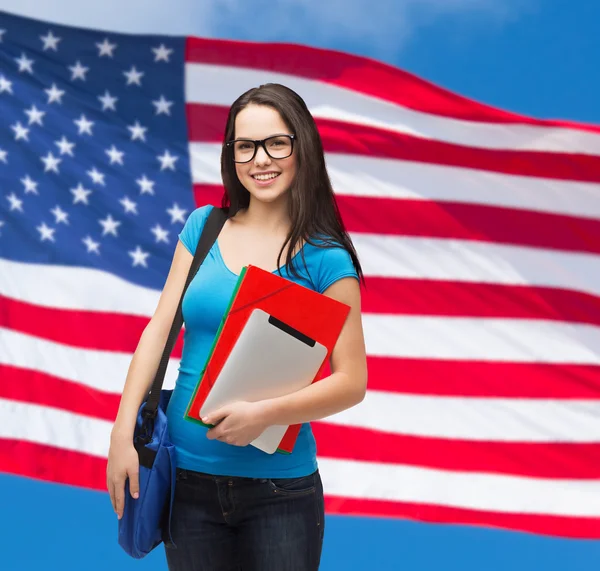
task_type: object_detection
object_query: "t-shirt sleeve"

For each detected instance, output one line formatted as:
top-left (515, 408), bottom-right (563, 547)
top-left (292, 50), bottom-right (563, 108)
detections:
top-left (317, 245), bottom-right (359, 294)
top-left (178, 205), bottom-right (214, 255)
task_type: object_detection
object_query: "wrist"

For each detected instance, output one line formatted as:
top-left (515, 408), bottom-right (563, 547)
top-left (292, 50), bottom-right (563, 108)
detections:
top-left (110, 423), bottom-right (134, 443)
top-left (258, 399), bottom-right (282, 426)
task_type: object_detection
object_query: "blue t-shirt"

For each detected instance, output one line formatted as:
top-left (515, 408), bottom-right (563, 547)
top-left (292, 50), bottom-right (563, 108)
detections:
top-left (166, 205), bottom-right (359, 478)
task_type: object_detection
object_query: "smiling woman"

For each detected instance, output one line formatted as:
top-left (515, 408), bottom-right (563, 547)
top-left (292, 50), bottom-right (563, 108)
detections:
top-left (106, 83), bottom-right (368, 571)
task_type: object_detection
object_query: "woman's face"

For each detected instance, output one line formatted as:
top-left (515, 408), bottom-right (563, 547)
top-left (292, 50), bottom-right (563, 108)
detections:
top-left (233, 104), bottom-right (297, 206)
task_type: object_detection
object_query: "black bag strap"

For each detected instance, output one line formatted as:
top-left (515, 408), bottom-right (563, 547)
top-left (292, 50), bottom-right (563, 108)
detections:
top-left (143, 206), bottom-right (228, 419)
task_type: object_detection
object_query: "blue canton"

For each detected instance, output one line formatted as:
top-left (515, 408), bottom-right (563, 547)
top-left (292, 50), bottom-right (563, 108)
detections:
top-left (0, 11), bottom-right (194, 289)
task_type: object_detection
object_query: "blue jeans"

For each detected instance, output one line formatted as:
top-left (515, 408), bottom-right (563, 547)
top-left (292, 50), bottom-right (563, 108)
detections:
top-left (165, 468), bottom-right (325, 571)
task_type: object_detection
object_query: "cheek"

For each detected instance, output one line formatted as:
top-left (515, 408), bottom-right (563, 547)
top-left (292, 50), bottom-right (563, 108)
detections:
top-left (235, 164), bottom-right (249, 181)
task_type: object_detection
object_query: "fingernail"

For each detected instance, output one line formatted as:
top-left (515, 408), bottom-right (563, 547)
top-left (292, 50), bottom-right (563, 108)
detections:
top-left (133, 492), bottom-right (139, 499)
top-left (202, 417), bottom-right (209, 423)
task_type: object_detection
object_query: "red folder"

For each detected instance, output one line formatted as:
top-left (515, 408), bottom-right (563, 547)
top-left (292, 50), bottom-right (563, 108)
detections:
top-left (184, 264), bottom-right (351, 453)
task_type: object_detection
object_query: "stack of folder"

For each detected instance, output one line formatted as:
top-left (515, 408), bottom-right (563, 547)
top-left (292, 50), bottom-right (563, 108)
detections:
top-left (184, 265), bottom-right (351, 454)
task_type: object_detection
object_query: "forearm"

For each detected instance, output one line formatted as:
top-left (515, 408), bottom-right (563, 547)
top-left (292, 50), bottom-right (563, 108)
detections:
top-left (111, 320), bottom-right (170, 441)
top-left (261, 371), bottom-right (366, 426)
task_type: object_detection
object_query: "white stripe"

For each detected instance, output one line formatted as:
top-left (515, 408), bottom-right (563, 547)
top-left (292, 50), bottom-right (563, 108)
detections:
top-left (318, 458), bottom-right (600, 517)
top-left (363, 314), bottom-right (600, 364)
top-left (0, 258), bottom-right (160, 317)
top-left (2, 400), bottom-right (599, 517)
top-left (354, 233), bottom-right (600, 297)
top-left (327, 392), bottom-right (600, 442)
top-left (185, 63), bottom-right (600, 156)
top-left (0, 328), bottom-right (180, 392)
top-left (190, 143), bottom-right (600, 221)
top-left (0, 399), bottom-right (112, 458)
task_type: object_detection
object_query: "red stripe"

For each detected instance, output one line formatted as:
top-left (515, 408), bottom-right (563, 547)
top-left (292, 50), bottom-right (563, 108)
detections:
top-left (0, 439), bottom-right (107, 491)
top-left (366, 357), bottom-right (600, 399)
top-left (0, 365), bottom-right (119, 421)
top-left (187, 104), bottom-right (600, 183)
top-left (194, 181), bottom-right (600, 254)
top-left (313, 423), bottom-right (600, 479)
top-left (325, 496), bottom-right (600, 539)
top-left (361, 278), bottom-right (600, 327)
top-left (184, 38), bottom-right (600, 136)
top-left (0, 294), bottom-right (183, 357)
top-left (1, 440), bottom-right (595, 539)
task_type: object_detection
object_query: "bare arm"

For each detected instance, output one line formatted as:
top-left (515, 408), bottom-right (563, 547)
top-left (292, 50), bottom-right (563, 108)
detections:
top-left (107, 241), bottom-right (192, 518)
top-left (110, 241), bottom-right (193, 441)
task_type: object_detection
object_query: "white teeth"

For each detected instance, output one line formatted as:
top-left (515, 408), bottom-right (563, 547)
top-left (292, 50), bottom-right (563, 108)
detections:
top-left (253, 173), bottom-right (279, 181)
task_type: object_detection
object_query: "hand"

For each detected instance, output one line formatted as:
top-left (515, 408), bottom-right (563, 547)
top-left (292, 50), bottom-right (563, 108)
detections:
top-left (106, 434), bottom-right (139, 520)
top-left (204, 401), bottom-right (271, 447)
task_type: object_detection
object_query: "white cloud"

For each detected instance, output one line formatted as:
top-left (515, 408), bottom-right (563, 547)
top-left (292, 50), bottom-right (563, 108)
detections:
top-left (0, 0), bottom-right (530, 59)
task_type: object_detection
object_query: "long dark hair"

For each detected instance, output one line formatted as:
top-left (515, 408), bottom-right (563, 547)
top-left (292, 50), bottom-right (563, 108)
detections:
top-left (220, 83), bottom-right (364, 285)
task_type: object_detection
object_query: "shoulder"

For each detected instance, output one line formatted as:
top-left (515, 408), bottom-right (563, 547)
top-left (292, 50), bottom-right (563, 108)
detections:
top-left (302, 238), bottom-right (359, 294)
top-left (178, 204), bottom-right (215, 254)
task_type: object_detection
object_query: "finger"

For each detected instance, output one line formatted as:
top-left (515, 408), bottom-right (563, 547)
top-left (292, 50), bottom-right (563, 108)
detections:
top-left (107, 480), bottom-right (116, 513)
top-left (129, 469), bottom-right (140, 500)
top-left (202, 406), bottom-right (229, 426)
top-left (114, 478), bottom-right (125, 520)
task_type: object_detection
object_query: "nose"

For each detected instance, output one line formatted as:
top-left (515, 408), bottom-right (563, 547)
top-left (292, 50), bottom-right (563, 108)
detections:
top-left (253, 144), bottom-right (271, 166)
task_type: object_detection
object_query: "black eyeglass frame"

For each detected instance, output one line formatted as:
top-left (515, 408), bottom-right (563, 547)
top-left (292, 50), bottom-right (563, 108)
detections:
top-left (225, 134), bottom-right (296, 163)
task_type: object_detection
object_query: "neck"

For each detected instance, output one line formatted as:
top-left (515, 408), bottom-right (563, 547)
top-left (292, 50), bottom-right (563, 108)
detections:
top-left (238, 196), bottom-right (291, 235)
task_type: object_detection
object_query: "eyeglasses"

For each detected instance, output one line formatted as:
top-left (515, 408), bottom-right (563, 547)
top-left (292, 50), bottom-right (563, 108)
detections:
top-left (225, 134), bottom-right (296, 163)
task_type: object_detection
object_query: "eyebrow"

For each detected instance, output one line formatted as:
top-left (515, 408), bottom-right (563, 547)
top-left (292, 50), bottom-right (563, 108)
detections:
top-left (232, 133), bottom-right (292, 140)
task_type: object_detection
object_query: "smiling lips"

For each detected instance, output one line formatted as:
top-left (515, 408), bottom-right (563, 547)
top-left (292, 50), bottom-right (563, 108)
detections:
top-left (251, 172), bottom-right (281, 185)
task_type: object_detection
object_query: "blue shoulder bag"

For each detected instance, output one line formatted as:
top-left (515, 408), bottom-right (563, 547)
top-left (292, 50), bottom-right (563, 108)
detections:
top-left (118, 206), bottom-right (228, 559)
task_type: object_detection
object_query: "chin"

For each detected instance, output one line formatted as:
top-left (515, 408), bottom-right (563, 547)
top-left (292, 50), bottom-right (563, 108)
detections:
top-left (245, 182), bottom-right (290, 204)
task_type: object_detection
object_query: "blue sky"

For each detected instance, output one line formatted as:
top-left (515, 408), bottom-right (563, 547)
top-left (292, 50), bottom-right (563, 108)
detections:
top-left (1, 0), bottom-right (598, 124)
top-left (2, 3), bottom-right (599, 570)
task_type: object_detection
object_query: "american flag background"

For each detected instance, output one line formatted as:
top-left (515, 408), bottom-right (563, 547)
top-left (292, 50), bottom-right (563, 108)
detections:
top-left (2, 6), bottom-right (600, 559)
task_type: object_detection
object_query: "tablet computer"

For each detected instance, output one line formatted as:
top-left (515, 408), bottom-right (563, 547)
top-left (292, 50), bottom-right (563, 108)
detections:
top-left (199, 308), bottom-right (328, 454)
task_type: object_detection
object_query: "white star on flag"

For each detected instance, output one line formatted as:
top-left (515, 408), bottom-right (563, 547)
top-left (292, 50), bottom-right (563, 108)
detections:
top-left (136, 175), bottom-right (155, 195)
top-left (82, 236), bottom-right (100, 254)
top-left (40, 31), bottom-right (61, 51)
top-left (15, 53), bottom-right (34, 73)
top-left (41, 152), bottom-right (61, 173)
top-left (87, 167), bottom-right (106, 186)
top-left (0, 149), bottom-right (7, 163)
top-left (152, 44), bottom-right (173, 62)
top-left (70, 183), bottom-right (92, 205)
top-left (55, 136), bottom-right (75, 156)
top-left (105, 145), bottom-right (124, 165)
top-left (157, 150), bottom-right (178, 171)
top-left (69, 60), bottom-right (89, 81)
top-left (7, 193), bottom-right (23, 211)
top-left (98, 90), bottom-right (118, 111)
top-left (21, 175), bottom-right (38, 194)
top-left (123, 66), bottom-right (144, 86)
top-left (37, 222), bottom-right (56, 242)
top-left (127, 121), bottom-right (147, 141)
top-left (152, 95), bottom-right (173, 116)
top-left (119, 196), bottom-right (138, 214)
top-left (99, 214), bottom-right (121, 236)
top-left (11, 122), bottom-right (29, 141)
top-left (74, 114), bottom-right (94, 135)
top-left (96, 38), bottom-right (117, 57)
top-left (151, 224), bottom-right (169, 243)
top-left (129, 246), bottom-right (149, 267)
top-left (0, 75), bottom-right (12, 94)
top-left (51, 206), bottom-right (69, 224)
top-left (45, 83), bottom-right (65, 104)
top-left (167, 203), bottom-right (187, 223)
top-left (25, 105), bottom-right (45, 126)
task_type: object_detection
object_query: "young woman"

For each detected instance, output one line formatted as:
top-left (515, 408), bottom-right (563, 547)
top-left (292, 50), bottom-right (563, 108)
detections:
top-left (107, 83), bottom-right (368, 571)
